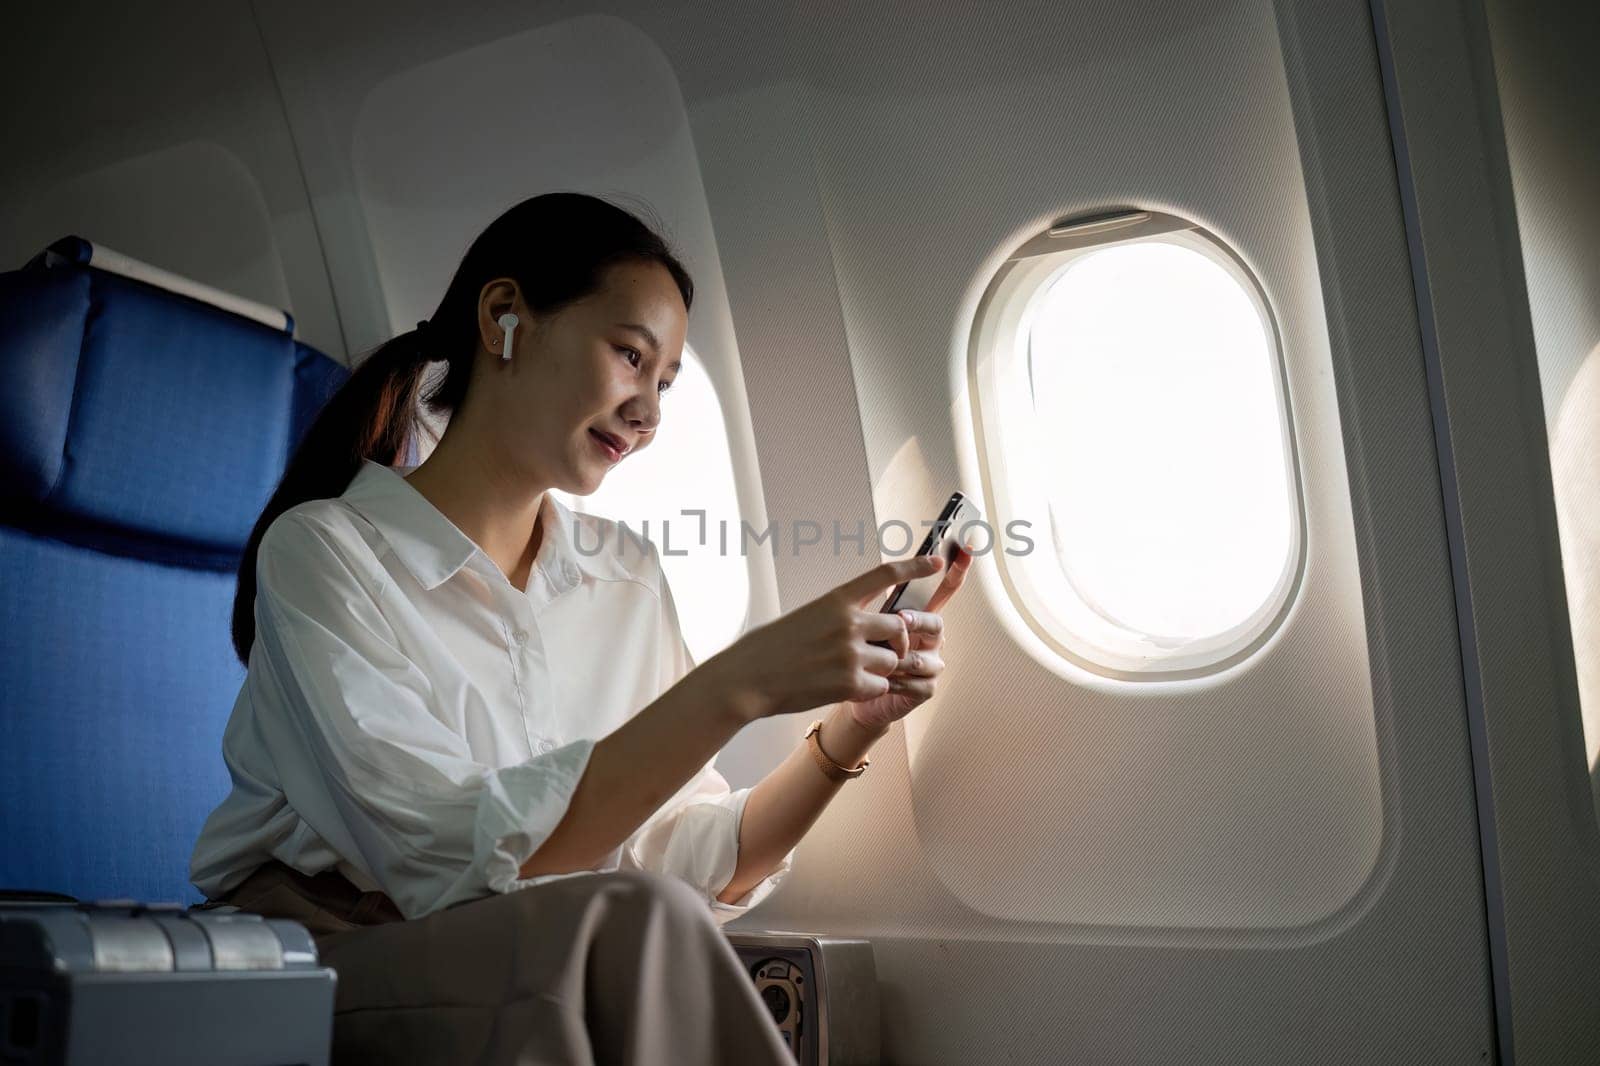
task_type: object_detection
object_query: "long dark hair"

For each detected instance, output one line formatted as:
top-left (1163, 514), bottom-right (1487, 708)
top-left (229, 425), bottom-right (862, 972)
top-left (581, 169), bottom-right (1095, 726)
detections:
top-left (231, 192), bottom-right (695, 665)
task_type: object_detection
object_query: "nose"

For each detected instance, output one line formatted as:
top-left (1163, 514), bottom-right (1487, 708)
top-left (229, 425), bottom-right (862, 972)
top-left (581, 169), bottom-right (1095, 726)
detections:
top-left (620, 388), bottom-right (661, 435)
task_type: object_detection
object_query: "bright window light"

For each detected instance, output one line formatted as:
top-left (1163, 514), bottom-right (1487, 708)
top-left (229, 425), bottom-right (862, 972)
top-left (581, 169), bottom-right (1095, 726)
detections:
top-left (552, 347), bottom-right (750, 666)
top-left (1032, 242), bottom-right (1293, 638)
top-left (971, 215), bottom-right (1302, 678)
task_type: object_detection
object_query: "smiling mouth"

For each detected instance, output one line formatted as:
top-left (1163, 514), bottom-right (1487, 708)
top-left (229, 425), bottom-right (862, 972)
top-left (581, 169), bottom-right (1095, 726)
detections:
top-left (589, 428), bottom-right (625, 462)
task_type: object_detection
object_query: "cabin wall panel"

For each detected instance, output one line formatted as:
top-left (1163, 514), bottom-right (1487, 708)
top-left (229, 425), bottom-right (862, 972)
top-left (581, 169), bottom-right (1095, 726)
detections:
top-left (0, 1), bottom-right (344, 358)
top-left (780, 0), bottom-right (1388, 934)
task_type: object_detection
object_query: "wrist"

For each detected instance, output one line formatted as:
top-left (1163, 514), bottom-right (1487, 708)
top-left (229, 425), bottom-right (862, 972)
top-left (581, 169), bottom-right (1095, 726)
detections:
top-left (844, 700), bottom-right (896, 735)
top-left (818, 703), bottom-right (887, 768)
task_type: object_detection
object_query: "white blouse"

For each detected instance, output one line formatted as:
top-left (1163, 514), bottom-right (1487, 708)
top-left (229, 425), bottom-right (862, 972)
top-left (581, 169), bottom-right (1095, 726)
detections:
top-left (190, 458), bottom-right (793, 923)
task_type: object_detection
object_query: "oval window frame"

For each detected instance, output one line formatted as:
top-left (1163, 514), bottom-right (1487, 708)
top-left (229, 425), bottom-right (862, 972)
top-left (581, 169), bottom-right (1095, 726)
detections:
top-left (968, 210), bottom-right (1307, 681)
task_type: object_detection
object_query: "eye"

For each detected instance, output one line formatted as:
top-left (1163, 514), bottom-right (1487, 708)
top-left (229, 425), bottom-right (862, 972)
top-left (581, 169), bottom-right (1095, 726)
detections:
top-left (615, 345), bottom-right (643, 368)
top-left (658, 379), bottom-right (676, 395)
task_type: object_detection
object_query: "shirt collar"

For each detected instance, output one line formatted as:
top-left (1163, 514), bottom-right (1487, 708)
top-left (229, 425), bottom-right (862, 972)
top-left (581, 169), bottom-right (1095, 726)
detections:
top-left (341, 459), bottom-right (631, 593)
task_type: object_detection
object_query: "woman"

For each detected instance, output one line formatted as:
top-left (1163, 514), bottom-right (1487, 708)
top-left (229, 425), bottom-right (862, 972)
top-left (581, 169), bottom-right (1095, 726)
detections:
top-left (189, 192), bottom-right (969, 1065)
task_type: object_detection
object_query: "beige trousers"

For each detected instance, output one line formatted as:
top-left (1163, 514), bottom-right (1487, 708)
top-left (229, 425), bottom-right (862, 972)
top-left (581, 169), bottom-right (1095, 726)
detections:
top-left (208, 861), bottom-right (794, 1066)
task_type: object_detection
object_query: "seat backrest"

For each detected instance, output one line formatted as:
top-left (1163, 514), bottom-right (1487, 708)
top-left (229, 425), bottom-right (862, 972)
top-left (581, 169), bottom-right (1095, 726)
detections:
top-left (0, 237), bottom-right (347, 904)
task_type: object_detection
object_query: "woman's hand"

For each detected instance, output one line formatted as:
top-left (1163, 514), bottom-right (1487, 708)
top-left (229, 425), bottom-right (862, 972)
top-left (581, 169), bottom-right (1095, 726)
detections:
top-left (847, 547), bottom-right (971, 731)
top-left (698, 554), bottom-right (951, 723)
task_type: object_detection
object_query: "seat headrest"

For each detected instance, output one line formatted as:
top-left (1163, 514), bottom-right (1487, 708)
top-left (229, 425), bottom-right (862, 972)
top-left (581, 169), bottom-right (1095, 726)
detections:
top-left (0, 238), bottom-right (346, 562)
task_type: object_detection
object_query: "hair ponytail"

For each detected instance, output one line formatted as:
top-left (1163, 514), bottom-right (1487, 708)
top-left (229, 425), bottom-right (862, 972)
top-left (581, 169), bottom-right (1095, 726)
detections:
top-left (229, 192), bottom-right (694, 665)
top-left (228, 329), bottom-right (428, 665)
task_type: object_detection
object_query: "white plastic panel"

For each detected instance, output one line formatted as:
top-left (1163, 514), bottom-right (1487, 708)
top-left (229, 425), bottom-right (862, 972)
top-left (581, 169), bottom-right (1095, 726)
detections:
top-left (0, 140), bottom-right (291, 314)
top-left (350, 17), bottom-right (701, 336)
top-left (0, 2), bottom-right (343, 356)
top-left (809, 4), bottom-right (1386, 928)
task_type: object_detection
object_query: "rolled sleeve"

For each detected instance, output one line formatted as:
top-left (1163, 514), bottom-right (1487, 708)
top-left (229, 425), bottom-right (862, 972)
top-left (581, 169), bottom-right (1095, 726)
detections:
top-left (470, 742), bottom-right (597, 897)
top-left (705, 786), bottom-right (797, 924)
top-left (248, 511), bottom-right (595, 918)
top-left (619, 759), bottom-right (797, 925)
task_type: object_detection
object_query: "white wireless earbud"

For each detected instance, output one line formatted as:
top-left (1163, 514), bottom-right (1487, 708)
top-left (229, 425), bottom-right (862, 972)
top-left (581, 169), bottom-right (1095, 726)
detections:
top-left (496, 312), bottom-right (520, 362)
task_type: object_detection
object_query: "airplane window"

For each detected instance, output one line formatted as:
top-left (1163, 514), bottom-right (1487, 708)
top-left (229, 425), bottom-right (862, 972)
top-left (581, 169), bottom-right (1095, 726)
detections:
top-left (1549, 347), bottom-right (1600, 805)
top-left (971, 212), bottom-right (1303, 679)
top-left (553, 346), bottom-right (750, 665)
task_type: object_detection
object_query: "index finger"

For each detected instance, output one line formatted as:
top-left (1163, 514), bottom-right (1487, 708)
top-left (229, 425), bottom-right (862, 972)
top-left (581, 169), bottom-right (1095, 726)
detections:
top-left (840, 553), bottom-right (944, 606)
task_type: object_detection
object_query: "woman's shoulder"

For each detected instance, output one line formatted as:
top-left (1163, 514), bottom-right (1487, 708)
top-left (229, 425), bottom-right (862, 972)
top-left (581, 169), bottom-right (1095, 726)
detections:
top-left (257, 497), bottom-right (383, 580)
top-left (262, 496), bottom-right (364, 548)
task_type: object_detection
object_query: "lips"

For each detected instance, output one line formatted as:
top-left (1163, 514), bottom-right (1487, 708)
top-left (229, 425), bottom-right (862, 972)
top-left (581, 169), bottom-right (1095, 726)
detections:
top-left (589, 428), bottom-right (627, 461)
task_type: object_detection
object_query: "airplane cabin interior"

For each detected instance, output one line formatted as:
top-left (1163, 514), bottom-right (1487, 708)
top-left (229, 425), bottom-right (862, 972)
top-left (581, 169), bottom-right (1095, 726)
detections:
top-left (1, 0), bottom-right (1597, 1063)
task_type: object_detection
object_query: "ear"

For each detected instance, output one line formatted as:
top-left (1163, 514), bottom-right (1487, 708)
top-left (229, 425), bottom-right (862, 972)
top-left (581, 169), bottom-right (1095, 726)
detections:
top-left (477, 278), bottom-right (522, 352)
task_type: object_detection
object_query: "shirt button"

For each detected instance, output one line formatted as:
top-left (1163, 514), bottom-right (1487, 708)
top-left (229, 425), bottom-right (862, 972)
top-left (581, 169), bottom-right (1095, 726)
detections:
top-left (536, 738), bottom-right (556, 754)
top-left (512, 628), bottom-right (529, 646)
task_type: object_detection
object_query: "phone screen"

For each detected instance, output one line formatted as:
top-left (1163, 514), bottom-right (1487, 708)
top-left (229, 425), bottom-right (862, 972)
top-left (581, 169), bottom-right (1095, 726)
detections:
top-left (879, 491), bottom-right (981, 616)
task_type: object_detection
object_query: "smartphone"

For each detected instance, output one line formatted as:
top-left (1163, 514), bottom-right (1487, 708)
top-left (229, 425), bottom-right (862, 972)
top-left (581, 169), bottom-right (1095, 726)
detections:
top-left (877, 490), bottom-right (981, 620)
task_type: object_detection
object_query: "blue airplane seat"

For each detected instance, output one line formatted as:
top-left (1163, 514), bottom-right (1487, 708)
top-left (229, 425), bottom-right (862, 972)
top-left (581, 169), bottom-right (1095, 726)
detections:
top-left (0, 236), bottom-right (348, 905)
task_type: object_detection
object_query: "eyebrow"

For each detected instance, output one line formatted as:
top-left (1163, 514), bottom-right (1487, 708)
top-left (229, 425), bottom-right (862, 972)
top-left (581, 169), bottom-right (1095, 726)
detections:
top-left (618, 322), bottom-right (681, 372)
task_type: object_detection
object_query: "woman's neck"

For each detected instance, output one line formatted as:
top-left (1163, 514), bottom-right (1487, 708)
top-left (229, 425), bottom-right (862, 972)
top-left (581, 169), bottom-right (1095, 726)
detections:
top-left (401, 434), bottom-right (549, 592)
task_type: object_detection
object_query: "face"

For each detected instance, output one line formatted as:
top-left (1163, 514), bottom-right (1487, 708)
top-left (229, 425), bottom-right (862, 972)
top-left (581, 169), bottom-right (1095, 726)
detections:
top-left (480, 259), bottom-right (688, 495)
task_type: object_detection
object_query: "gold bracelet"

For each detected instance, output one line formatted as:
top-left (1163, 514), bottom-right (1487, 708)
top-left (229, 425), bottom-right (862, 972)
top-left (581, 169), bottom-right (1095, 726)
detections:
top-left (804, 718), bottom-right (870, 782)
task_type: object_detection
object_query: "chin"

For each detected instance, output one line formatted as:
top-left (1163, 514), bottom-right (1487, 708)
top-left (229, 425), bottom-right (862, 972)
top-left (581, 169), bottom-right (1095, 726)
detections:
top-left (570, 465), bottom-right (607, 497)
